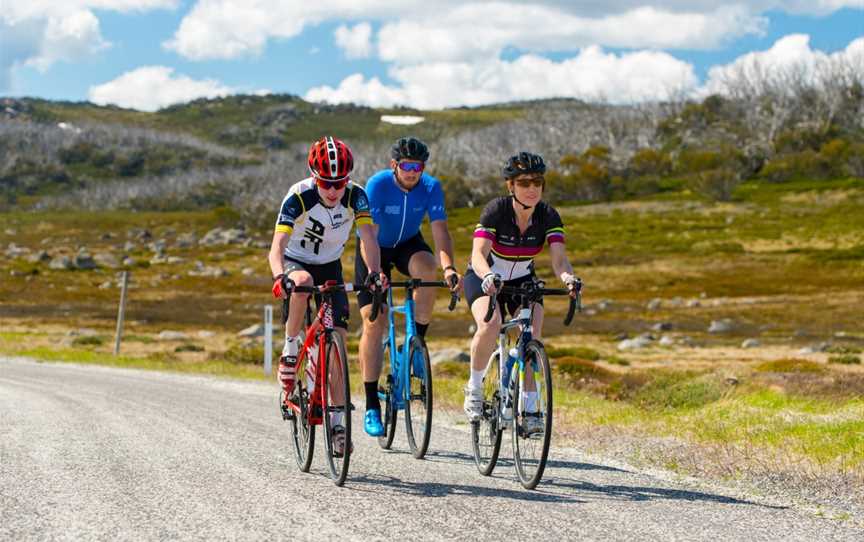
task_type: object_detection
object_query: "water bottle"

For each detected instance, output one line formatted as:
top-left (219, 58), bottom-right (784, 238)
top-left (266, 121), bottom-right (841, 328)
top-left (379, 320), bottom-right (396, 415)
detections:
top-left (502, 348), bottom-right (518, 418)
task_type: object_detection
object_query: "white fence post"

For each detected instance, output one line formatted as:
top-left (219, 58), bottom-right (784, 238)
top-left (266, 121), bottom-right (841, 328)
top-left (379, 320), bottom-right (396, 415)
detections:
top-left (264, 305), bottom-right (273, 375)
top-left (113, 271), bottom-right (129, 356)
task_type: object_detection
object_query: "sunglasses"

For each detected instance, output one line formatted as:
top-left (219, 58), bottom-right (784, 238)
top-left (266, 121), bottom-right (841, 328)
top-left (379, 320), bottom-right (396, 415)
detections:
top-left (315, 177), bottom-right (348, 191)
top-left (514, 177), bottom-right (544, 188)
top-left (398, 161), bottom-right (424, 173)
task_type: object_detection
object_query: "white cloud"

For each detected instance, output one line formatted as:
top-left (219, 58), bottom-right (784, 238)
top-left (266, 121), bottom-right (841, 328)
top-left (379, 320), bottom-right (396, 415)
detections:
top-left (88, 66), bottom-right (238, 111)
top-left (1, 1), bottom-right (178, 91)
top-left (704, 34), bottom-right (864, 96)
top-left (305, 48), bottom-right (698, 109)
top-left (334, 23), bottom-right (373, 59)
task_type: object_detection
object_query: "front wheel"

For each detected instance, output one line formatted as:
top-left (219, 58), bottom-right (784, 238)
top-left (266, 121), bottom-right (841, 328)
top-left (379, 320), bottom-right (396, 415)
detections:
top-left (405, 336), bottom-right (433, 459)
top-left (322, 332), bottom-right (351, 486)
top-left (470, 350), bottom-right (503, 476)
top-left (285, 384), bottom-right (314, 472)
top-left (512, 340), bottom-right (553, 490)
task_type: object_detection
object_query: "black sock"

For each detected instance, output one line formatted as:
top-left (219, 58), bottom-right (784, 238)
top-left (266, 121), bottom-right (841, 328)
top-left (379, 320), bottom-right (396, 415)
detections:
top-left (416, 323), bottom-right (429, 337)
top-left (364, 381), bottom-right (380, 411)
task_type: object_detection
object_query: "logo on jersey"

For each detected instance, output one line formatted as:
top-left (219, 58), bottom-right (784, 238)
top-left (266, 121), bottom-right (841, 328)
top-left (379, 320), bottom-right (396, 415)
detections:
top-left (385, 205), bottom-right (401, 215)
top-left (301, 216), bottom-right (325, 254)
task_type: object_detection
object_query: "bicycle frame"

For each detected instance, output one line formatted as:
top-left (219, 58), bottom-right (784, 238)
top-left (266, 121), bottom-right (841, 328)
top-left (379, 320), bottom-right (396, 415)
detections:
top-left (284, 296), bottom-right (336, 426)
top-left (493, 304), bottom-right (536, 422)
top-left (383, 285), bottom-right (418, 410)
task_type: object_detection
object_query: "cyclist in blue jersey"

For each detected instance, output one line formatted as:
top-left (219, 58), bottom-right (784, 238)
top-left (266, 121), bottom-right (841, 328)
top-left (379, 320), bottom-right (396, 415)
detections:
top-left (356, 137), bottom-right (462, 437)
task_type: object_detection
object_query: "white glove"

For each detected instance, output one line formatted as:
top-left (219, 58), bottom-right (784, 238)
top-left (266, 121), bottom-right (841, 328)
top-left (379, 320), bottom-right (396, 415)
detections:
top-left (562, 273), bottom-right (580, 291)
top-left (481, 272), bottom-right (500, 295)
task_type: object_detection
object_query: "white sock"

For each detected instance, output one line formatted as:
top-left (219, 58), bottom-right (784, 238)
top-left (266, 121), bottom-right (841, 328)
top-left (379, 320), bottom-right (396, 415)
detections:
top-left (468, 369), bottom-right (485, 390)
top-left (330, 411), bottom-right (344, 427)
top-left (283, 335), bottom-right (298, 357)
top-left (523, 391), bottom-right (538, 412)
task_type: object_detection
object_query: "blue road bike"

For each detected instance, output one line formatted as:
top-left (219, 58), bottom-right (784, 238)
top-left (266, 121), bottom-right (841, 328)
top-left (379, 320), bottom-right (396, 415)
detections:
top-left (471, 276), bottom-right (580, 489)
top-left (377, 277), bottom-right (458, 458)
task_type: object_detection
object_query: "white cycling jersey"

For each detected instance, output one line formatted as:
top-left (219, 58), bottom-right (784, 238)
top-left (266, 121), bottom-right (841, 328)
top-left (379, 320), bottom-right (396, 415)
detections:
top-left (274, 177), bottom-right (372, 265)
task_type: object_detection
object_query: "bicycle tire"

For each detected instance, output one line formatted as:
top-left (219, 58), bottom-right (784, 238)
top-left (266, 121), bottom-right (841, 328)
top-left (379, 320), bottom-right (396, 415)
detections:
top-left (470, 350), bottom-right (503, 476)
top-left (377, 341), bottom-right (397, 450)
top-left (287, 383), bottom-right (314, 472)
top-left (404, 336), bottom-right (433, 459)
top-left (512, 340), bottom-right (553, 490)
top-left (322, 332), bottom-right (352, 486)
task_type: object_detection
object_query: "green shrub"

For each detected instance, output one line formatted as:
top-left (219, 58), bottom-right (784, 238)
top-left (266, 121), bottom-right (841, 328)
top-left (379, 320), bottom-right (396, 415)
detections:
top-left (72, 335), bottom-right (104, 346)
top-left (629, 148), bottom-right (672, 176)
top-left (632, 372), bottom-right (725, 410)
top-left (546, 345), bottom-right (600, 360)
top-left (755, 359), bottom-right (826, 373)
top-left (688, 168), bottom-right (741, 201)
top-left (212, 342), bottom-right (264, 364)
top-left (605, 355), bottom-right (630, 366)
top-left (175, 343), bottom-right (205, 352)
top-left (828, 354), bottom-right (861, 365)
top-left (554, 357), bottom-right (613, 381)
top-left (758, 150), bottom-right (831, 183)
top-left (434, 360), bottom-right (469, 379)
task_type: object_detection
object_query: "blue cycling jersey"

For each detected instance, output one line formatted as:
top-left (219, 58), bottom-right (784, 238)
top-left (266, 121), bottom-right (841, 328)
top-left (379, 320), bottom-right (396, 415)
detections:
top-left (363, 169), bottom-right (447, 248)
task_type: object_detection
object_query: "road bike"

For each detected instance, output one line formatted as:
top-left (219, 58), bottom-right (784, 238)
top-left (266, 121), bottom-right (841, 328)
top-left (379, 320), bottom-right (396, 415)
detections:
top-left (279, 280), bottom-right (381, 486)
top-left (376, 277), bottom-right (458, 458)
top-left (470, 276), bottom-right (581, 489)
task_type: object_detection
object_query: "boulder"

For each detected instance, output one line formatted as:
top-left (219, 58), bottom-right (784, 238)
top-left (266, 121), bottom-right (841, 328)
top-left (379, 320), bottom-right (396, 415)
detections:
top-left (74, 248), bottom-right (97, 270)
top-left (27, 250), bottom-right (51, 264)
top-left (157, 330), bottom-right (188, 341)
top-left (238, 324), bottom-right (264, 337)
top-left (618, 335), bottom-right (653, 350)
top-left (708, 318), bottom-right (735, 334)
top-left (49, 255), bottom-right (74, 270)
top-left (93, 252), bottom-right (121, 269)
top-left (646, 298), bottom-right (662, 311)
top-left (429, 348), bottom-right (470, 364)
top-left (741, 338), bottom-right (761, 349)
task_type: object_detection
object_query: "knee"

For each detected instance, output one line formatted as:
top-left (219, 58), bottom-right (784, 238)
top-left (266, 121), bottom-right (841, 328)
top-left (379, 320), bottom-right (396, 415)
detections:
top-left (409, 252), bottom-right (436, 279)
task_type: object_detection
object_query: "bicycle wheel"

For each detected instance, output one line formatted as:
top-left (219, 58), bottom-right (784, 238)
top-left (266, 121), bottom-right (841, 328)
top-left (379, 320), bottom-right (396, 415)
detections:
top-left (512, 340), bottom-right (553, 490)
top-left (322, 331), bottom-right (351, 486)
top-left (286, 383), bottom-right (315, 472)
top-left (470, 350), bottom-right (503, 476)
top-left (377, 341), bottom-right (397, 449)
top-left (405, 336), bottom-right (432, 459)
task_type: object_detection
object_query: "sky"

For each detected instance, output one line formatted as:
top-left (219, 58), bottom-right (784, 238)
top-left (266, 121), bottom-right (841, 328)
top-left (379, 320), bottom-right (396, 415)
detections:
top-left (1, 1), bottom-right (862, 112)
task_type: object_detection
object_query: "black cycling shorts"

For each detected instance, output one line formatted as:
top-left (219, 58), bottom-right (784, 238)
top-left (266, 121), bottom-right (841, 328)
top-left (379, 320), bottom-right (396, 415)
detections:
top-left (355, 232), bottom-right (433, 309)
top-left (282, 257), bottom-right (349, 329)
top-left (463, 268), bottom-right (543, 318)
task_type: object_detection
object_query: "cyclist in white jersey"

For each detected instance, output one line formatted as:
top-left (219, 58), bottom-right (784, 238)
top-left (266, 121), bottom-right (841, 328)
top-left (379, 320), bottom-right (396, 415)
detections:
top-left (268, 136), bottom-right (387, 455)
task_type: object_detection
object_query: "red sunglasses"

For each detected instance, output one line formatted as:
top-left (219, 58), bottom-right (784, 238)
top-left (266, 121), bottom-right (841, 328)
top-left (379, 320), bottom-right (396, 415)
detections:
top-left (398, 161), bottom-right (424, 173)
top-left (315, 177), bottom-right (349, 191)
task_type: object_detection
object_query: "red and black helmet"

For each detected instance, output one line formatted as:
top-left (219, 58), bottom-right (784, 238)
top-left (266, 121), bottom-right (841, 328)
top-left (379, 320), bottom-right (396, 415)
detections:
top-left (308, 136), bottom-right (354, 181)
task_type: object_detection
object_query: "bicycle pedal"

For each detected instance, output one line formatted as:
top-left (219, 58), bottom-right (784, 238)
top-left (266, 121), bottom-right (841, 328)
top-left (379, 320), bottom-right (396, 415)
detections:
top-left (280, 404), bottom-right (295, 421)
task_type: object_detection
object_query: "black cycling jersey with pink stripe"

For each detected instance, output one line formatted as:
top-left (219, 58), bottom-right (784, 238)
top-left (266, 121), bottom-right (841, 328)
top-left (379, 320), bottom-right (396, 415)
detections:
top-left (473, 196), bottom-right (565, 280)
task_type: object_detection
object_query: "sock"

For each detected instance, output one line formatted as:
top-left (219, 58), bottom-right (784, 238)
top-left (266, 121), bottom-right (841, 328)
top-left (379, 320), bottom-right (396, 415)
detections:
top-left (330, 411), bottom-right (344, 428)
top-left (364, 381), bottom-right (381, 411)
top-left (523, 391), bottom-right (538, 412)
top-left (468, 368), bottom-right (485, 390)
top-left (282, 335), bottom-right (298, 358)
top-left (416, 323), bottom-right (429, 337)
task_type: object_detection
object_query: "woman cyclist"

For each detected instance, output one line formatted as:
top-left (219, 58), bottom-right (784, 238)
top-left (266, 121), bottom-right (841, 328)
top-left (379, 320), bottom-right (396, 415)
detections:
top-left (462, 152), bottom-right (580, 433)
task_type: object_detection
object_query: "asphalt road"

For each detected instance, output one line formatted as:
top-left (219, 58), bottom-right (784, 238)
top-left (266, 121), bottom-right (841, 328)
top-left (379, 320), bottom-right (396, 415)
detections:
top-left (1, 357), bottom-right (859, 541)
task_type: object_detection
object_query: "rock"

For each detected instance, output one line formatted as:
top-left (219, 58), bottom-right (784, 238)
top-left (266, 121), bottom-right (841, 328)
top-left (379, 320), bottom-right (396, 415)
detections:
top-left (49, 255), bottom-right (74, 270)
top-left (686, 299), bottom-right (701, 308)
top-left (27, 250), bottom-right (51, 264)
top-left (200, 227), bottom-right (248, 246)
top-left (741, 338), bottom-right (761, 349)
top-left (4, 228), bottom-right (16, 235)
top-left (93, 252), bottom-right (121, 269)
top-left (667, 297), bottom-right (684, 308)
top-left (241, 267), bottom-right (255, 276)
top-left (197, 330), bottom-right (216, 339)
top-left (5, 243), bottom-right (29, 258)
top-left (74, 248), bottom-right (97, 270)
top-left (157, 330), bottom-right (188, 341)
top-left (66, 328), bottom-right (98, 336)
top-left (122, 256), bottom-right (136, 267)
top-left (651, 322), bottom-right (673, 332)
top-left (128, 228), bottom-right (152, 241)
top-left (429, 348), bottom-right (470, 364)
top-left (188, 265), bottom-right (229, 277)
top-left (708, 318), bottom-right (735, 334)
top-left (614, 332), bottom-right (629, 341)
top-left (150, 256), bottom-right (168, 265)
top-left (596, 299), bottom-right (613, 311)
top-left (679, 335), bottom-right (698, 347)
top-left (166, 256), bottom-right (184, 264)
top-left (618, 336), bottom-right (653, 350)
top-left (123, 241), bottom-right (136, 252)
top-left (176, 233), bottom-right (197, 248)
top-left (238, 324), bottom-right (264, 337)
top-left (149, 240), bottom-right (167, 256)
top-left (98, 281), bottom-right (113, 289)
top-left (659, 335), bottom-right (675, 346)
top-left (646, 298), bottom-right (662, 310)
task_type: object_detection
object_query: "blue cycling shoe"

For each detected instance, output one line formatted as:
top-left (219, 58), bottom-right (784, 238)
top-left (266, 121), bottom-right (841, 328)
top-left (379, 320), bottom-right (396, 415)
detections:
top-left (364, 409), bottom-right (385, 437)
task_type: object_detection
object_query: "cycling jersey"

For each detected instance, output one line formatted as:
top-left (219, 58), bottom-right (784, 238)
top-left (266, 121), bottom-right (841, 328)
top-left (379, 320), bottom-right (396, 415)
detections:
top-left (472, 196), bottom-right (565, 280)
top-left (274, 177), bottom-right (372, 265)
top-left (364, 169), bottom-right (447, 248)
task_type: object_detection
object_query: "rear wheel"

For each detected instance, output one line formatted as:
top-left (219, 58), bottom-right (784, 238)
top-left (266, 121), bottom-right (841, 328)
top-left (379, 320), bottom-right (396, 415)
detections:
top-left (377, 340), bottom-right (398, 450)
top-left (470, 350), bottom-right (503, 476)
top-left (512, 340), bottom-right (553, 490)
top-left (322, 332), bottom-right (351, 486)
top-left (405, 336), bottom-right (433, 459)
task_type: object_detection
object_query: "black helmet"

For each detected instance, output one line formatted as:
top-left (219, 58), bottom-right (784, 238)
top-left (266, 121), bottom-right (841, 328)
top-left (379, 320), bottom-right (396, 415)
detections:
top-left (502, 152), bottom-right (546, 179)
top-left (391, 137), bottom-right (430, 162)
